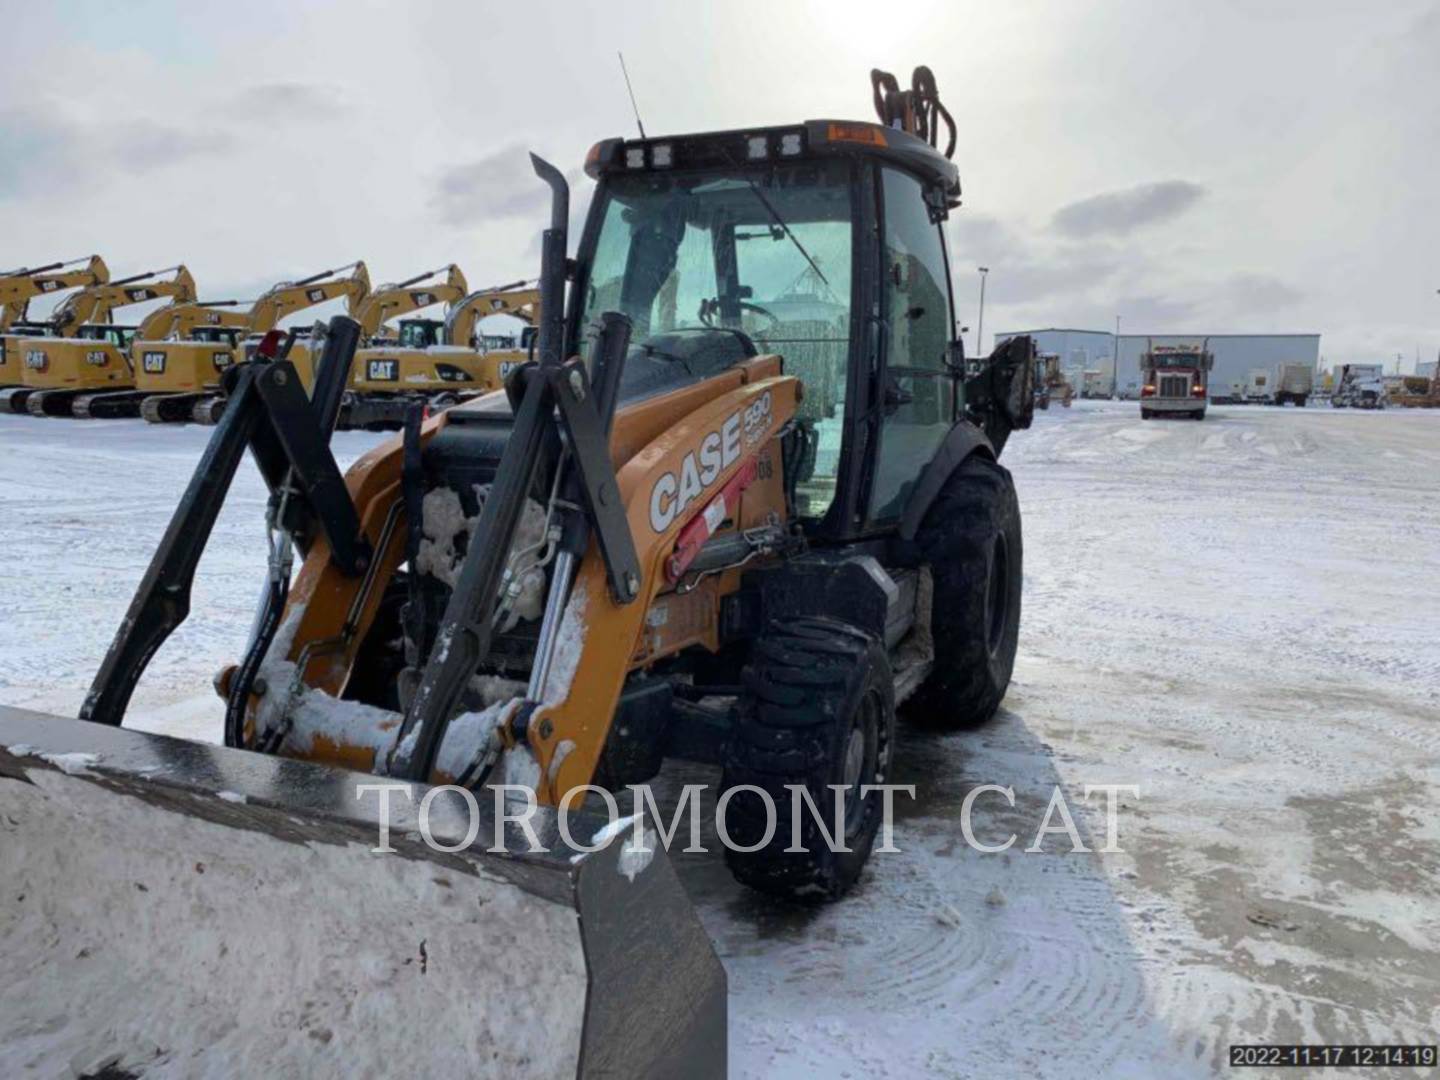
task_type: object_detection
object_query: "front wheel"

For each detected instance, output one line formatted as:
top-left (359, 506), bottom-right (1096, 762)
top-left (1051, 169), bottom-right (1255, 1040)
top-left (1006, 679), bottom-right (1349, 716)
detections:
top-left (906, 454), bottom-right (1022, 729)
top-left (721, 618), bottom-right (895, 902)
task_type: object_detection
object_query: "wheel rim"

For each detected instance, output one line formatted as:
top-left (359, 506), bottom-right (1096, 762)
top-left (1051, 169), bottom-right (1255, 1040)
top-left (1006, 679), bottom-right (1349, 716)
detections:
top-left (986, 533), bottom-right (1009, 658)
top-left (842, 690), bottom-right (881, 837)
top-left (842, 728), bottom-right (865, 792)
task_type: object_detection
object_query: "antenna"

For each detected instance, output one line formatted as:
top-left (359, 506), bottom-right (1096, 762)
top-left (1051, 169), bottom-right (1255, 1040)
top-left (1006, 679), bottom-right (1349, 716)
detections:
top-left (618, 51), bottom-right (647, 139)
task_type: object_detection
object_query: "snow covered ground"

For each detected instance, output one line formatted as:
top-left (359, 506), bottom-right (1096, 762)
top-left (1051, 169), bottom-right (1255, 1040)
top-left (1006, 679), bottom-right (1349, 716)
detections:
top-left (2, 402), bottom-right (1438, 1077)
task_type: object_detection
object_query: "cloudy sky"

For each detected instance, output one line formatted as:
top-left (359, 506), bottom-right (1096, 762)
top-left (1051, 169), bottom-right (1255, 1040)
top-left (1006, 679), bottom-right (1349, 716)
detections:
top-left (2, 0), bottom-right (1436, 369)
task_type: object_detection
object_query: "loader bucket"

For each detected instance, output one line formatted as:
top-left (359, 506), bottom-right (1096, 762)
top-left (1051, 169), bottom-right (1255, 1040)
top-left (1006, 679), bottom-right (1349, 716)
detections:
top-left (0, 707), bottom-right (725, 1079)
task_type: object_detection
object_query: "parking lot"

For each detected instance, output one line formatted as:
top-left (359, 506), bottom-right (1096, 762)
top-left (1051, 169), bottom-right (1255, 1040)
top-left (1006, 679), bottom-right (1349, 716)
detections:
top-left (3, 402), bottom-right (1435, 1076)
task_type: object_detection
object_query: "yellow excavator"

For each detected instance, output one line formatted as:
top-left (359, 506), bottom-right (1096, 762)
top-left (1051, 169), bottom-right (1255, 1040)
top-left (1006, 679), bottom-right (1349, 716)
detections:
top-left (363, 263), bottom-right (470, 344)
top-left (14, 266), bottom-right (199, 417)
top-left (0, 256), bottom-right (110, 394)
top-left (284, 263), bottom-right (467, 373)
top-left (0, 66), bottom-right (1035, 1075)
top-left (68, 299), bottom-right (253, 417)
top-left (135, 262), bottom-right (370, 424)
top-left (281, 263), bottom-right (471, 428)
top-left (341, 278), bottom-right (540, 428)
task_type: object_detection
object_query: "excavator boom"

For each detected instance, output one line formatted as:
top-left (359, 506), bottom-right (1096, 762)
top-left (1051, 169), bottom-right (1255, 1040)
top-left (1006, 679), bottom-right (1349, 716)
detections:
top-left (355, 263), bottom-right (468, 339)
top-left (248, 261), bottom-right (371, 334)
top-left (445, 279), bottom-right (540, 348)
top-left (0, 255), bottom-right (109, 333)
top-left (48, 264), bottom-right (197, 335)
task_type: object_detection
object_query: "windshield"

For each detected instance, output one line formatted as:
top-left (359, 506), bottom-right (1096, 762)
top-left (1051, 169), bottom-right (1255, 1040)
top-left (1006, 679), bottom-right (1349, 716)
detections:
top-left (397, 319), bottom-right (441, 349)
top-left (578, 159), bottom-right (854, 517)
top-left (77, 326), bottom-right (133, 347)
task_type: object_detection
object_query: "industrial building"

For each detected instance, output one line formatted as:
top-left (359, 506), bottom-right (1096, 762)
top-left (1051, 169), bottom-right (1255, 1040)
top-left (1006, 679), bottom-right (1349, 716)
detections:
top-left (995, 329), bottom-right (1322, 400)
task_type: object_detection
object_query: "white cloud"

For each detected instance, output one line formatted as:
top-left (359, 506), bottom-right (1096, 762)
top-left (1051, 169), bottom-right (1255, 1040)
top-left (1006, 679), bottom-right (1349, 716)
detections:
top-left (1051, 181), bottom-right (1207, 238)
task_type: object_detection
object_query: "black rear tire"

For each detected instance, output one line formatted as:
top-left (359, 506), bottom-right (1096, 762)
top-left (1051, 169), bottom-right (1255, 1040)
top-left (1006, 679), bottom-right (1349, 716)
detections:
top-left (905, 454), bottom-right (1022, 729)
top-left (721, 617), bottom-right (895, 902)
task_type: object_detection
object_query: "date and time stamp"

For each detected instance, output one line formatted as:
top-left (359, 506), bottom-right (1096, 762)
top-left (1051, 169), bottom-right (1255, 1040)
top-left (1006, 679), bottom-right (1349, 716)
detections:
top-left (1230, 1045), bottom-right (1436, 1069)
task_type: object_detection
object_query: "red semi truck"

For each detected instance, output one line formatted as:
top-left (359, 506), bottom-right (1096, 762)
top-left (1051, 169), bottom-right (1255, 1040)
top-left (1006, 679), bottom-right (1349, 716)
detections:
top-left (1140, 338), bottom-right (1212, 420)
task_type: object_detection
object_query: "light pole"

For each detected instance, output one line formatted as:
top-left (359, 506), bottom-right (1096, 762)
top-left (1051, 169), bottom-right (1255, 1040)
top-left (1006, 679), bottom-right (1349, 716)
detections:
top-left (975, 267), bottom-right (989, 356)
top-left (1113, 314), bottom-right (1121, 398)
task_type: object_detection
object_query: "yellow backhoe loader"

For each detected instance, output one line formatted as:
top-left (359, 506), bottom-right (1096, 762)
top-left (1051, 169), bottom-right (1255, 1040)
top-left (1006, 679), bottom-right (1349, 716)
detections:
top-left (135, 261), bottom-right (370, 424)
top-left (14, 266), bottom-right (199, 417)
top-left (0, 255), bottom-right (109, 392)
top-left (339, 278), bottom-right (539, 429)
top-left (0, 67), bottom-right (1035, 1076)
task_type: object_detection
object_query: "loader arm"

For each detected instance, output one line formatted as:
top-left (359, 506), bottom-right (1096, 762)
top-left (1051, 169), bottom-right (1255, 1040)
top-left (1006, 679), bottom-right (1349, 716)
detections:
top-left (82, 318), bottom-right (369, 726)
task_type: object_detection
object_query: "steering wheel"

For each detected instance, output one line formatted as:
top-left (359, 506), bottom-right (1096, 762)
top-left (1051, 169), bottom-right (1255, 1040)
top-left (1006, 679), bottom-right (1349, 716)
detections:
top-left (739, 300), bottom-right (780, 332)
top-left (698, 297), bottom-right (780, 333)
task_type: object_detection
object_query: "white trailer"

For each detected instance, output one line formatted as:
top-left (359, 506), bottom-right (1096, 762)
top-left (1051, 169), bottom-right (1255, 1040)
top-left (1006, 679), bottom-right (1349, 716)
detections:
top-left (1242, 368), bottom-right (1272, 404)
top-left (1244, 363), bottom-right (1312, 406)
top-left (1273, 363), bottom-right (1313, 406)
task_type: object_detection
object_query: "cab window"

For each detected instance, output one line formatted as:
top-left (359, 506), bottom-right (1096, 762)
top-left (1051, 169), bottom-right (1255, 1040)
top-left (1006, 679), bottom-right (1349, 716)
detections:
top-left (869, 167), bottom-right (955, 521)
top-left (578, 160), bottom-right (854, 519)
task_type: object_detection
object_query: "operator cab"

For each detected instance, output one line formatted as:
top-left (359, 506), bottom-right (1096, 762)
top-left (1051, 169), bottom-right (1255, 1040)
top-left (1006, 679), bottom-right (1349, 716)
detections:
top-left (76, 324), bottom-right (136, 350)
top-left (191, 326), bottom-right (243, 346)
top-left (5, 322), bottom-right (51, 338)
top-left (395, 317), bottom-right (444, 350)
top-left (575, 119), bottom-right (969, 538)
top-left (479, 325), bottom-right (537, 354)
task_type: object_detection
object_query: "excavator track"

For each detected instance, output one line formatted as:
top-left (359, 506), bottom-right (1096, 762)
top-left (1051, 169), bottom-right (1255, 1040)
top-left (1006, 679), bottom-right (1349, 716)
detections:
top-left (73, 391), bottom-right (147, 419)
top-left (26, 389), bottom-right (86, 417)
top-left (141, 392), bottom-right (204, 424)
top-left (190, 395), bottom-right (227, 424)
top-left (0, 386), bottom-right (36, 414)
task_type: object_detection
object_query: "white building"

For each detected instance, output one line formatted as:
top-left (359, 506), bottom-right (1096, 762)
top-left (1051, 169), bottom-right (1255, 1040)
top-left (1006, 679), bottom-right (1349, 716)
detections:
top-left (995, 329), bottom-right (1321, 400)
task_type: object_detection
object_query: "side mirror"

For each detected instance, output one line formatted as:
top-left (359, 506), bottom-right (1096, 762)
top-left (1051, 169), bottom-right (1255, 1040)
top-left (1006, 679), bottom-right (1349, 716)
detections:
top-left (946, 338), bottom-right (966, 373)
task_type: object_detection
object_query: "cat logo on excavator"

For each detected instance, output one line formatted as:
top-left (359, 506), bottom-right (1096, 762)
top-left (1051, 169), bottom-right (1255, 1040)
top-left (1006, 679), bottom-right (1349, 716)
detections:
top-left (367, 358), bottom-right (399, 381)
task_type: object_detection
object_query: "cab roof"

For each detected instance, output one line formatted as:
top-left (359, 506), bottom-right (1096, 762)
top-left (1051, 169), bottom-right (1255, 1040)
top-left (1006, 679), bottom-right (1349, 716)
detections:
top-left (585, 119), bottom-right (960, 208)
